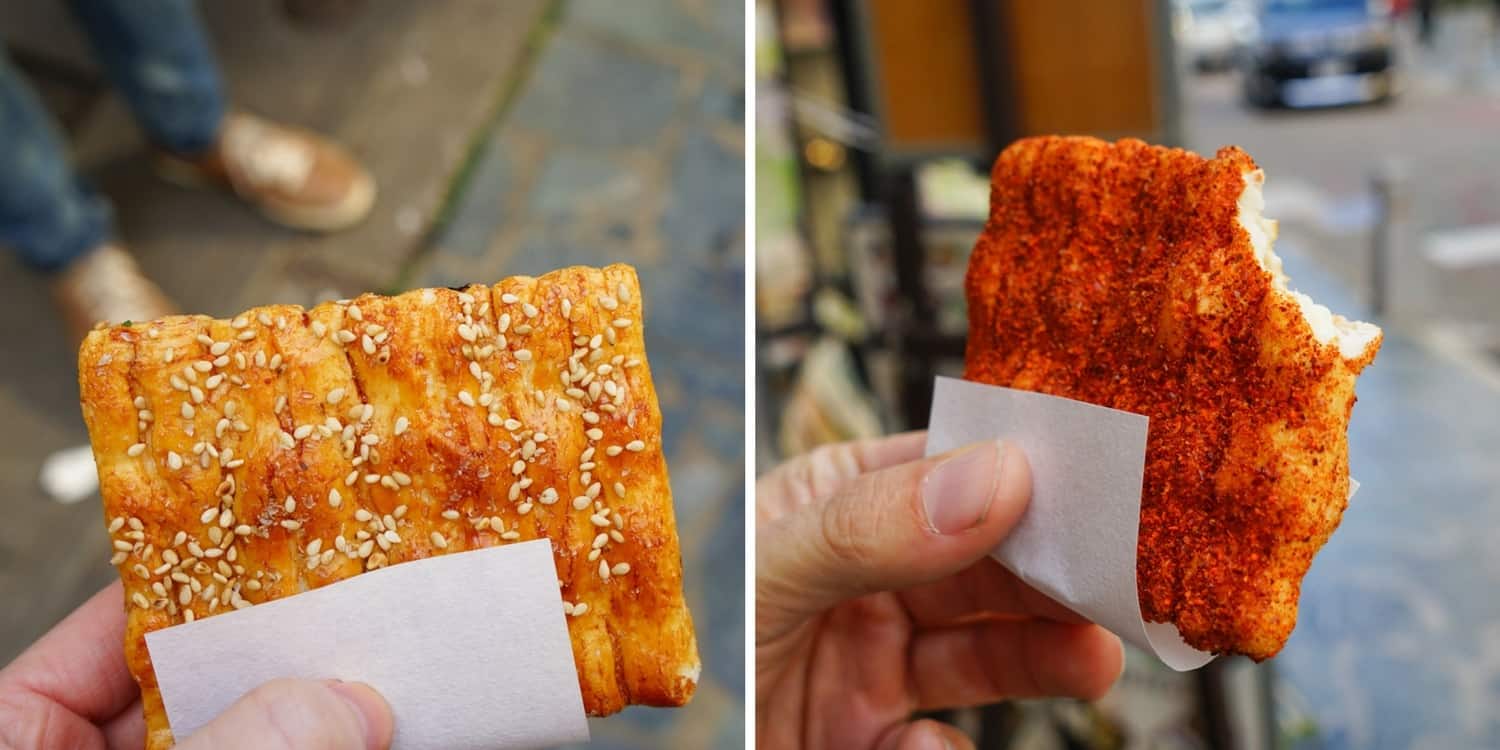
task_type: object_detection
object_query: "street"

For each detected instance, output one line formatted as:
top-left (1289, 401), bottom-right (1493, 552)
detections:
top-left (1183, 23), bottom-right (1500, 348)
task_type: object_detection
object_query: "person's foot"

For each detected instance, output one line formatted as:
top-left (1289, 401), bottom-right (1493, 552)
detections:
top-left (52, 244), bottom-right (177, 346)
top-left (155, 111), bottom-right (376, 232)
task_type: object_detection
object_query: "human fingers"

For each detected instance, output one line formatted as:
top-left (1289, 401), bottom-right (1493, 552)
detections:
top-left (756, 431), bottom-right (927, 522)
top-left (0, 581), bottom-right (136, 723)
top-left (176, 678), bottom-right (394, 750)
top-left (758, 441), bottom-right (1031, 641)
top-left (907, 619), bottom-right (1123, 710)
top-left (0, 689), bottom-right (106, 750)
top-left (873, 718), bottom-right (975, 750)
top-left (896, 557), bottom-right (1086, 628)
top-left (103, 697), bottom-right (145, 750)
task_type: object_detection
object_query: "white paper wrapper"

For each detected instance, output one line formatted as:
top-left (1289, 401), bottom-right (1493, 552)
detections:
top-left (146, 539), bottom-right (590, 749)
top-left (925, 377), bottom-right (1215, 671)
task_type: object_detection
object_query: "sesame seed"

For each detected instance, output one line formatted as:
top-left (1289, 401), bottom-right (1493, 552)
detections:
top-left (611, 318), bottom-right (631, 329)
top-left (573, 602), bottom-right (589, 616)
top-left (269, 353), bottom-right (283, 370)
top-left (348, 305), bottom-right (363, 321)
top-left (514, 349), bottom-right (532, 362)
top-left (486, 412), bottom-right (502, 426)
top-left (501, 418), bottom-right (522, 432)
top-left (589, 514), bottom-right (610, 527)
top-left (383, 529), bottom-right (401, 544)
top-left (180, 403), bottom-right (195, 419)
top-left (501, 293), bottom-right (518, 304)
top-left (392, 471), bottom-right (411, 486)
top-left (214, 355), bottom-right (230, 368)
top-left (511, 460), bottom-right (526, 476)
top-left (306, 539), bottom-right (322, 556)
top-left (126, 442), bottom-right (146, 458)
top-left (600, 296), bottom-right (619, 311)
top-left (164, 347), bottom-right (176, 363)
top-left (234, 524), bottom-right (253, 536)
top-left (293, 425), bottom-right (313, 440)
top-left (556, 398), bottom-right (572, 412)
top-left (430, 531), bottom-right (448, 549)
top-left (599, 559), bottom-right (612, 580)
top-left (458, 390), bottom-right (475, 407)
top-left (335, 330), bottom-right (356, 345)
top-left (112, 539), bottom-right (134, 552)
top-left (357, 539), bottom-right (375, 558)
top-left (361, 335), bottom-right (376, 355)
top-left (522, 303), bottom-right (538, 318)
top-left (517, 502), bottom-right (533, 515)
top-left (280, 519), bottom-right (302, 530)
top-left (626, 440), bottom-right (646, 452)
top-left (346, 470), bottom-right (359, 486)
top-left (583, 428), bottom-right (602, 441)
top-left (193, 360), bottom-right (213, 373)
top-left (380, 475), bottom-right (399, 490)
top-left (326, 388), bottom-right (346, 405)
top-left (457, 323), bottom-right (477, 342)
top-left (209, 341), bottom-right (231, 356)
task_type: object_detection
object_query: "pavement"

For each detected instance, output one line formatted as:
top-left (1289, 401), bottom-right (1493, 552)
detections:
top-left (0, 1), bottom-right (744, 746)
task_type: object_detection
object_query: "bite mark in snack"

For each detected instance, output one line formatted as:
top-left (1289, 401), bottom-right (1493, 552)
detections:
top-left (964, 136), bottom-right (1380, 659)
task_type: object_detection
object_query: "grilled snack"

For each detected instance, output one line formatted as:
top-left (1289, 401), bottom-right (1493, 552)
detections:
top-left (964, 136), bottom-right (1380, 659)
top-left (79, 264), bottom-right (699, 749)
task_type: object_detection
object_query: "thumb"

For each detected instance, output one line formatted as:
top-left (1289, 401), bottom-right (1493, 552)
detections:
top-left (758, 441), bottom-right (1030, 636)
top-left (177, 678), bottom-right (394, 750)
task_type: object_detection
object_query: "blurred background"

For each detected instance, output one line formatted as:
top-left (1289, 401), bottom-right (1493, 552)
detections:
top-left (0, 1), bottom-right (743, 747)
top-left (757, 0), bottom-right (1500, 748)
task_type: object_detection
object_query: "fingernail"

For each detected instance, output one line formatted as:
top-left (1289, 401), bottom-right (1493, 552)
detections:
top-left (326, 680), bottom-right (390, 750)
top-left (922, 441), bottom-right (1004, 535)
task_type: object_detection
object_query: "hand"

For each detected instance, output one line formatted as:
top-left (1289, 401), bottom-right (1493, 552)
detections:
top-left (756, 432), bottom-right (1124, 749)
top-left (0, 581), bottom-right (395, 749)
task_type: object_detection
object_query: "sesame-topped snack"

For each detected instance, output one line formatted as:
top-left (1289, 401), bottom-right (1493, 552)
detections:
top-left (965, 136), bottom-right (1380, 660)
top-left (79, 264), bottom-right (699, 748)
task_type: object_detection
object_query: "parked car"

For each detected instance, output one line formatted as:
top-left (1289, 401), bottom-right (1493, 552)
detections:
top-left (1239, 0), bottom-right (1396, 107)
top-left (1175, 0), bottom-right (1257, 71)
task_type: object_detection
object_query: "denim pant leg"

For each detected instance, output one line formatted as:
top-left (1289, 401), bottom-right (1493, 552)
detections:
top-left (69, 0), bottom-right (226, 155)
top-left (0, 51), bottom-right (113, 272)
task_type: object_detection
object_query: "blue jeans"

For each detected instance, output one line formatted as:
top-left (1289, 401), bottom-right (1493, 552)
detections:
top-left (0, 0), bottom-right (224, 272)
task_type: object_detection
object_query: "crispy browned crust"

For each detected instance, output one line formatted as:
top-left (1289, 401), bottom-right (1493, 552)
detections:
top-left (964, 136), bottom-right (1380, 660)
top-left (79, 264), bottom-right (699, 749)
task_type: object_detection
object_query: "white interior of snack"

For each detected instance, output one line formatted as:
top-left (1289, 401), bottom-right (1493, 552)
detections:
top-left (1238, 171), bottom-right (1382, 360)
